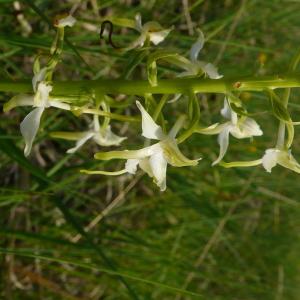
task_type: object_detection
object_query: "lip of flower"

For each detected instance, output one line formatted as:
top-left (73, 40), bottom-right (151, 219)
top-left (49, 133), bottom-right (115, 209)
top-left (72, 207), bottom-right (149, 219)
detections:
top-left (19, 82), bottom-right (52, 156)
top-left (82, 100), bottom-right (200, 191)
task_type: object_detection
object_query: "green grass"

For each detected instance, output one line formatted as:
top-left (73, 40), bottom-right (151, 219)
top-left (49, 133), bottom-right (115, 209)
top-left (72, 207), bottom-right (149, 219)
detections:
top-left (1, 0), bottom-right (300, 299)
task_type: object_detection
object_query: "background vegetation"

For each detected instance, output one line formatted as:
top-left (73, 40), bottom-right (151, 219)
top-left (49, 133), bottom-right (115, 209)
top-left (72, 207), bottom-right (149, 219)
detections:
top-left (1, 0), bottom-right (300, 299)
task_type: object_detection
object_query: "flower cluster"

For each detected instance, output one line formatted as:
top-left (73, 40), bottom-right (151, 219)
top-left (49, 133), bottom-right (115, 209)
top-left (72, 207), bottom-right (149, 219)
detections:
top-left (4, 13), bottom-right (300, 191)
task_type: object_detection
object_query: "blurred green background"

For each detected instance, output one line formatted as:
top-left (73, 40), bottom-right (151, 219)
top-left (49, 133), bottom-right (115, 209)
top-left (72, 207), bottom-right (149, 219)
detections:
top-left (1, 0), bottom-right (300, 299)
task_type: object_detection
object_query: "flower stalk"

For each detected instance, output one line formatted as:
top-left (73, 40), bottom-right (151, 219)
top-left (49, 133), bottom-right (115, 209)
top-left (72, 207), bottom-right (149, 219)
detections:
top-left (1, 74), bottom-right (300, 102)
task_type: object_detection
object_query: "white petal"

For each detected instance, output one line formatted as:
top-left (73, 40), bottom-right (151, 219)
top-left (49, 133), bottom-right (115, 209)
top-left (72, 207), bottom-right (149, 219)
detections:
top-left (34, 82), bottom-right (52, 107)
top-left (262, 149), bottom-right (278, 172)
top-left (230, 118), bottom-right (263, 139)
top-left (204, 63), bottom-right (223, 79)
top-left (190, 29), bottom-right (205, 62)
top-left (149, 28), bottom-right (172, 45)
top-left (32, 67), bottom-right (47, 91)
top-left (136, 101), bottom-right (164, 140)
top-left (125, 33), bottom-right (147, 50)
top-left (141, 21), bottom-right (172, 45)
top-left (196, 123), bottom-right (226, 135)
top-left (38, 82), bottom-right (52, 99)
top-left (198, 61), bottom-right (223, 79)
top-left (212, 126), bottom-right (231, 166)
top-left (20, 107), bottom-right (44, 157)
top-left (149, 150), bottom-right (168, 191)
top-left (137, 159), bottom-right (155, 182)
top-left (262, 148), bottom-right (279, 172)
top-left (56, 15), bottom-right (76, 28)
top-left (67, 132), bottom-right (95, 153)
top-left (94, 125), bottom-right (126, 146)
top-left (135, 13), bottom-right (143, 31)
top-left (48, 100), bottom-right (71, 110)
top-left (239, 118), bottom-right (263, 137)
top-left (220, 98), bottom-right (231, 120)
top-left (125, 159), bottom-right (140, 174)
top-left (167, 94), bottom-right (182, 103)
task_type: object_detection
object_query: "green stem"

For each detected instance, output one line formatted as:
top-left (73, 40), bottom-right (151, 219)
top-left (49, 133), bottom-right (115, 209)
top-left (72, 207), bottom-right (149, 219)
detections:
top-left (81, 108), bottom-right (140, 122)
top-left (177, 90), bottom-right (200, 143)
top-left (1, 74), bottom-right (300, 101)
top-left (153, 94), bottom-right (169, 121)
top-left (276, 49), bottom-right (300, 149)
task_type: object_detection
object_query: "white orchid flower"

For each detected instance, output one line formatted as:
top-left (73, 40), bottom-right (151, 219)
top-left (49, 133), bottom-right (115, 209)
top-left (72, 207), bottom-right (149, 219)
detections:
top-left (51, 114), bottom-right (126, 153)
top-left (19, 82), bottom-right (70, 157)
top-left (166, 30), bottom-right (222, 103)
top-left (262, 148), bottom-right (300, 173)
top-left (196, 99), bottom-right (263, 165)
top-left (175, 29), bottom-right (222, 79)
top-left (4, 68), bottom-right (70, 156)
top-left (83, 101), bottom-right (199, 191)
top-left (219, 147), bottom-right (300, 174)
top-left (54, 14), bottom-right (76, 28)
top-left (125, 14), bottom-right (173, 50)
